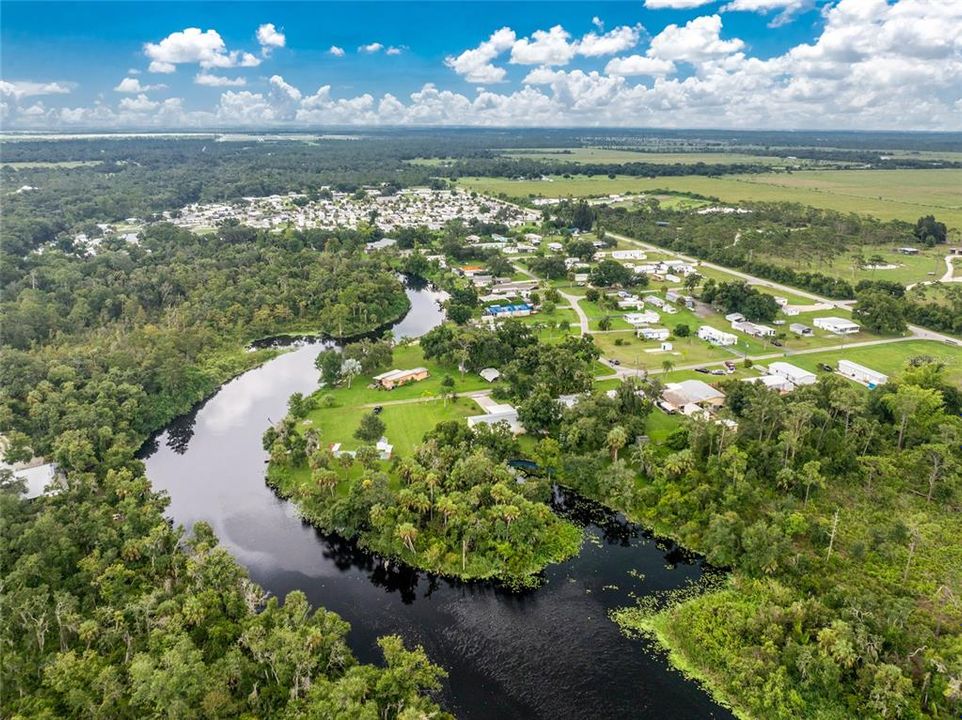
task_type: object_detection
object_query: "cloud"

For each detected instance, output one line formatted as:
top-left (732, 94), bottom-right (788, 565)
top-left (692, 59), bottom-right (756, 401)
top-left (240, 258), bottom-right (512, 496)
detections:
top-left (592, 17), bottom-right (604, 30)
top-left (329, 45), bottom-right (346, 57)
top-left (510, 25), bottom-right (577, 66)
top-left (0, 80), bottom-right (71, 100)
top-left (648, 15), bottom-right (745, 62)
top-left (113, 77), bottom-right (165, 93)
top-left (194, 72), bottom-right (247, 87)
top-left (644, 0), bottom-right (714, 8)
top-left (144, 27), bottom-right (261, 73)
top-left (118, 93), bottom-right (159, 112)
top-left (577, 24), bottom-right (643, 57)
top-left (445, 27), bottom-right (516, 83)
top-left (605, 55), bottom-right (676, 76)
top-left (8, 0), bottom-right (962, 132)
top-left (256, 23), bottom-right (285, 56)
top-left (721, 0), bottom-right (814, 27)
top-left (358, 42), bottom-right (384, 54)
top-left (386, 46), bottom-right (404, 56)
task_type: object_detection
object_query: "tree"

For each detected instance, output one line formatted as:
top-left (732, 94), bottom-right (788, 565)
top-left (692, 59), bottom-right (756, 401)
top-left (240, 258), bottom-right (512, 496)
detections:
top-left (598, 315), bottom-right (612, 331)
top-left (315, 349), bottom-right (342, 386)
top-left (532, 437), bottom-right (563, 480)
top-left (571, 200), bottom-right (594, 231)
top-left (440, 375), bottom-right (456, 407)
top-left (606, 425), bottom-right (628, 461)
top-left (673, 323), bottom-right (690, 338)
top-left (340, 357), bottom-right (362, 388)
top-left (853, 289), bottom-right (907, 335)
top-left (517, 387), bottom-right (562, 435)
top-left (914, 215), bottom-right (947, 245)
top-left (881, 384), bottom-right (943, 450)
top-left (661, 359), bottom-right (675, 377)
top-left (396, 523), bottom-right (418, 553)
top-left (355, 412), bottom-right (386, 443)
top-left (314, 468), bottom-right (339, 496)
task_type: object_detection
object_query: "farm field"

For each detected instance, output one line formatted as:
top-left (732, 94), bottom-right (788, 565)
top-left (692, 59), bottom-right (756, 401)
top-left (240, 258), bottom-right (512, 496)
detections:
top-left (459, 168), bottom-right (962, 229)
top-left (499, 147), bottom-right (813, 166)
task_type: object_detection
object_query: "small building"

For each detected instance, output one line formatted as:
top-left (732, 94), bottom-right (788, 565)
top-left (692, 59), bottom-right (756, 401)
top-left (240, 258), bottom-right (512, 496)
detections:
top-left (782, 306), bottom-right (800, 316)
top-left (768, 361), bottom-right (817, 387)
top-left (479, 367), bottom-right (501, 382)
top-left (485, 303), bottom-right (533, 318)
top-left (547, 242), bottom-right (564, 252)
top-left (618, 297), bottom-right (645, 310)
top-left (732, 320), bottom-right (775, 338)
top-left (459, 265), bottom-right (485, 277)
top-left (743, 374), bottom-right (795, 393)
top-left (373, 367), bottom-right (430, 390)
top-left (661, 380), bottom-right (726, 414)
top-left (814, 316), bottom-right (861, 335)
top-left (790, 322), bottom-right (813, 336)
top-left (646, 296), bottom-right (666, 308)
top-left (774, 296), bottom-right (788, 306)
top-left (838, 359), bottom-right (888, 387)
top-left (524, 232), bottom-right (543, 244)
top-left (467, 404), bottom-right (522, 434)
top-left (661, 303), bottom-right (678, 315)
top-left (365, 238), bottom-right (397, 252)
top-left (637, 327), bottom-right (670, 341)
top-left (611, 250), bottom-right (647, 260)
top-left (624, 310), bottom-right (661, 326)
top-left (491, 233), bottom-right (509, 243)
top-left (666, 289), bottom-right (683, 303)
top-left (698, 325), bottom-right (738, 346)
top-left (573, 273), bottom-right (589, 285)
top-left (376, 438), bottom-right (394, 460)
top-left (660, 341), bottom-right (673, 351)
top-left (725, 312), bottom-right (746, 323)
top-left (897, 247), bottom-right (920, 255)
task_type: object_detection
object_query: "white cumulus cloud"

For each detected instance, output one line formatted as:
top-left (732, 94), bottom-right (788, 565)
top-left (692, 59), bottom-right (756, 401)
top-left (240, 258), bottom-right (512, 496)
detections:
top-left (194, 72), bottom-right (247, 87)
top-left (510, 25), bottom-right (578, 66)
top-left (0, 80), bottom-right (71, 100)
top-left (144, 27), bottom-right (261, 73)
top-left (256, 23), bottom-right (285, 55)
top-left (358, 42), bottom-right (384, 54)
top-left (577, 24), bottom-right (643, 57)
top-left (644, 0), bottom-right (714, 8)
top-left (648, 15), bottom-right (745, 62)
top-left (113, 77), bottom-right (166, 93)
top-left (605, 55), bottom-right (676, 76)
top-left (445, 27), bottom-right (516, 83)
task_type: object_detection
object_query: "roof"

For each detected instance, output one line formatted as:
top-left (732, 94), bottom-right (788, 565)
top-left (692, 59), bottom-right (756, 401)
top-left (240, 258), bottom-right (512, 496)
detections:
top-left (769, 361), bottom-right (816, 380)
top-left (479, 367), bottom-right (501, 381)
top-left (662, 380), bottom-right (725, 407)
top-left (373, 367), bottom-right (428, 382)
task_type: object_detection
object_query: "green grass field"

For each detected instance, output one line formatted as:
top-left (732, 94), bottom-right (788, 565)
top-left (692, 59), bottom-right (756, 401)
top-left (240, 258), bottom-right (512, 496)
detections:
top-left (785, 339), bottom-right (962, 387)
top-left (458, 168), bottom-right (962, 230)
top-left (499, 148), bottom-right (816, 167)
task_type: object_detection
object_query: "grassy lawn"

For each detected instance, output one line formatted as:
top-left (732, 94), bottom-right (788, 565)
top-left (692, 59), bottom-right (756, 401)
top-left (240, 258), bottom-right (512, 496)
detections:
top-left (460, 168), bottom-right (962, 229)
top-left (783, 339), bottom-right (962, 387)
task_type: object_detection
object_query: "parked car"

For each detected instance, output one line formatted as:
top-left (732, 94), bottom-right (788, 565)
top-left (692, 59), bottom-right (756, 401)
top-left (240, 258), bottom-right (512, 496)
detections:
top-left (695, 367), bottom-right (710, 374)
top-left (711, 369), bottom-right (726, 376)
top-left (611, 359), bottom-right (621, 366)
top-left (724, 361), bottom-right (736, 373)
top-left (818, 363), bottom-right (834, 372)
top-left (771, 339), bottom-right (783, 347)
top-left (372, 405), bottom-right (383, 415)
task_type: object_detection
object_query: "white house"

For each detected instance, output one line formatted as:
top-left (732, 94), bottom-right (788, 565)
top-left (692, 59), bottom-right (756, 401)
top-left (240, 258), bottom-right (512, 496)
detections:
top-left (547, 242), bottom-right (564, 252)
top-left (698, 325), bottom-right (738, 346)
top-left (814, 316), bottom-right (861, 335)
top-left (725, 312), bottom-right (746, 323)
top-left (646, 296), bottom-right (666, 308)
top-left (790, 322), bottom-right (813, 336)
top-left (624, 310), bottom-right (661, 326)
top-left (732, 320), bottom-right (775, 338)
top-left (743, 375), bottom-right (795, 393)
top-left (768, 361), bottom-right (817, 386)
top-left (467, 403), bottom-right (523, 433)
top-left (661, 303), bottom-right (678, 315)
top-left (611, 249), bottom-right (647, 260)
top-left (661, 380), bottom-right (726, 414)
top-left (838, 359), bottom-right (888, 387)
top-left (618, 297), bottom-right (645, 310)
top-left (637, 327), bottom-right (670, 341)
top-left (524, 233), bottom-right (543, 244)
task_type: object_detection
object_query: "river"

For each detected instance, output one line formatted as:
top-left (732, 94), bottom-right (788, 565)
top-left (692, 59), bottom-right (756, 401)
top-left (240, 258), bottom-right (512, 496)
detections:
top-left (143, 281), bottom-right (733, 719)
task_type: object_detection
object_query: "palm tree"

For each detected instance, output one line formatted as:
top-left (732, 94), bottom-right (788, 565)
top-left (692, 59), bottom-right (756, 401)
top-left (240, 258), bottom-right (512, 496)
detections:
top-left (396, 523), bottom-right (418, 553)
top-left (661, 358), bottom-right (675, 377)
top-left (606, 425), bottom-right (628, 462)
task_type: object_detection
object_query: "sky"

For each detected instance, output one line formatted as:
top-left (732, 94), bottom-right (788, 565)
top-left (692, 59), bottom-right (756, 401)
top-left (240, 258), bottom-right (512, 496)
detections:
top-left (1, 0), bottom-right (960, 131)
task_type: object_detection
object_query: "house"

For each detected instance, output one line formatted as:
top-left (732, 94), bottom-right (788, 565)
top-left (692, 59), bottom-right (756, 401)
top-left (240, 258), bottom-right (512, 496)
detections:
top-left (637, 327), bottom-right (670, 341)
top-left (814, 316), bottom-right (861, 335)
top-left (897, 246), bottom-right (920, 255)
top-left (782, 306), bottom-right (801, 316)
top-left (661, 380), bottom-right (726, 414)
top-left (698, 325), bottom-right (738, 346)
top-left (611, 249), bottom-right (647, 260)
top-left (467, 403), bottom-right (522, 433)
top-left (376, 438), bottom-right (394, 460)
top-left (774, 296), bottom-right (788, 306)
top-left (557, 393), bottom-right (586, 409)
top-left (524, 232), bottom-right (542, 244)
top-left (838, 359), bottom-right (888, 387)
top-left (485, 303), bottom-right (533, 318)
top-left (725, 312), bottom-right (745, 323)
top-left (491, 233), bottom-right (509, 243)
top-left (768, 361), bottom-right (817, 386)
top-left (466, 234), bottom-right (482, 243)
top-left (624, 310), bottom-right (661, 326)
top-left (547, 242), bottom-right (564, 252)
top-left (743, 375), bottom-right (795, 393)
top-left (661, 303), bottom-right (678, 315)
top-left (491, 280), bottom-right (538, 296)
top-left (646, 296), bottom-right (666, 308)
top-left (683, 295), bottom-right (696, 309)
top-left (470, 275), bottom-right (494, 288)
top-left (790, 322), bottom-right (813, 336)
top-left (664, 273), bottom-right (681, 284)
top-left (618, 297), bottom-right (645, 310)
top-left (365, 238), bottom-right (397, 252)
top-left (573, 273), bottom-right (589, 285)
top-left (732, 321), bottom-right (775, 338)
top-left (459, 265), bottom-right (485, 277)
top-left (373, 367), bottom-right (429, 390)
top-left (479, 368), bottom-right (501, 382)
top-left (666, 289), bottom-right (683, 303)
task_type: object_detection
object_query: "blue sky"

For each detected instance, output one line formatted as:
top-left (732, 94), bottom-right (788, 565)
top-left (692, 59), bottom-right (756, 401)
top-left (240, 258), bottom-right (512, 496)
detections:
top-left (1, 1), bottom-right (960, 130)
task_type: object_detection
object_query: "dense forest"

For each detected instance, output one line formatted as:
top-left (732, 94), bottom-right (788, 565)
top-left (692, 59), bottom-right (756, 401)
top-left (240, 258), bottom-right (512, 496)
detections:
top-left (0, 219), bottom-right (455, 717)
top-left (560, 365), bottom-right (962, 719)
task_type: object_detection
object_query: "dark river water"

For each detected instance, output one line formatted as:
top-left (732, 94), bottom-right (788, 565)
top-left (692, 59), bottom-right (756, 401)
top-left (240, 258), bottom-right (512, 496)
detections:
top-left (143, 282), bottom-right (733, 719)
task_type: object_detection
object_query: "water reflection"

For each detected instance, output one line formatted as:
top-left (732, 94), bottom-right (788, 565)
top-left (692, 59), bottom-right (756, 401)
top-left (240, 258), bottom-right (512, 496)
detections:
top-left (143, 281), bottom-right (734, 720)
